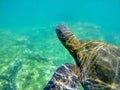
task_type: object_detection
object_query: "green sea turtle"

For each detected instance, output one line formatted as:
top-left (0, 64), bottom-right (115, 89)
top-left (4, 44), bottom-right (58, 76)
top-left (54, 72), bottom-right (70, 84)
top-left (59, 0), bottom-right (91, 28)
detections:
top-left (44, 25), bottom-right (120, 90)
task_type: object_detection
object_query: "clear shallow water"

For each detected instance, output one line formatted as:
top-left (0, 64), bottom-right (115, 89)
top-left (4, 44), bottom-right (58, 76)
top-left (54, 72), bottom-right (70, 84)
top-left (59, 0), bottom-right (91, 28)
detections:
top-left (0, 0), bottom-right (120, 90)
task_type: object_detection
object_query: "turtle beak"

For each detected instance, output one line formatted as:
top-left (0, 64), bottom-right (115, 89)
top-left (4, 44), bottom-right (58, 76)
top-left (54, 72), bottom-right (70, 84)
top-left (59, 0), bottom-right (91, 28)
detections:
top-left (56, 25), bottom-right (70, 41)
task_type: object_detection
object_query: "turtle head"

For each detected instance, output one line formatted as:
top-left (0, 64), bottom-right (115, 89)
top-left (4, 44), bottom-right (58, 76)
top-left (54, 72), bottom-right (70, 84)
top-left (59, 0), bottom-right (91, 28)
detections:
top-left (56, 25), bottom-right (82, 65)
top-left (56, 25), bottom-right (72, 41)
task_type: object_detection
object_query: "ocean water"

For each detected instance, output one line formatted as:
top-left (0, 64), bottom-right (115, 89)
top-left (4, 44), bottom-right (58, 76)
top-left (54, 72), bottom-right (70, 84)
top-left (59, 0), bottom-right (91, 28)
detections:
top-left (0, 0), bottom-right (120, 90)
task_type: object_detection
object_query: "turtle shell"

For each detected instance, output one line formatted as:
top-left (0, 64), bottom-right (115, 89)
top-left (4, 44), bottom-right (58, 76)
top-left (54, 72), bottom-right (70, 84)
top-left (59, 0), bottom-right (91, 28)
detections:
top-left (78, 40), bottom-right (120, 90)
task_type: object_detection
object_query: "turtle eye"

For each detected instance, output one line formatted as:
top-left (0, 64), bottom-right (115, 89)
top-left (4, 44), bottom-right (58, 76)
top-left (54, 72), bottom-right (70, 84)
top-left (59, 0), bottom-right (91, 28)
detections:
top-left (57, 30), bottom-right (66, 40)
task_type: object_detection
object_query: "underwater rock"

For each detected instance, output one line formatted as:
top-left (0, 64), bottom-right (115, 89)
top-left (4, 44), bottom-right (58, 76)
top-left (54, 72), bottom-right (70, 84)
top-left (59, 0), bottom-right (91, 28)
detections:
top-left (15, 36), bottom-right (32, 49)
top-left (26, 52), bottom-right (49, 62)
top-left (16, 36), bottom-right (30, 45)
top-left (0, 59), bottom-right (22, 90)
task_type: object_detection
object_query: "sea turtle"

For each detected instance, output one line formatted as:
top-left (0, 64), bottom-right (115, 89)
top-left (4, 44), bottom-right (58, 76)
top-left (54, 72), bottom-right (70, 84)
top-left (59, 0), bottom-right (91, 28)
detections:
top-left (44, 25), bottom-right (120, 90)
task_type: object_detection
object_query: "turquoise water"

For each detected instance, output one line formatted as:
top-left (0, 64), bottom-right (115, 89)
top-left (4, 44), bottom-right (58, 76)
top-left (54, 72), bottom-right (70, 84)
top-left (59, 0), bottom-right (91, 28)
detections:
top-left (0, 0), bottom-right (120, 90)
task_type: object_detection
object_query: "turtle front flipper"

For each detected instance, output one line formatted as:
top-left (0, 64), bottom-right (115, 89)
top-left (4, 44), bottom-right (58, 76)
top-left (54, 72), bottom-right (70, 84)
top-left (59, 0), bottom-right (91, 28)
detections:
top-left (56, 25), bottom-right (82, 66)
top-left (44, 63), bottom-right (83, 90)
